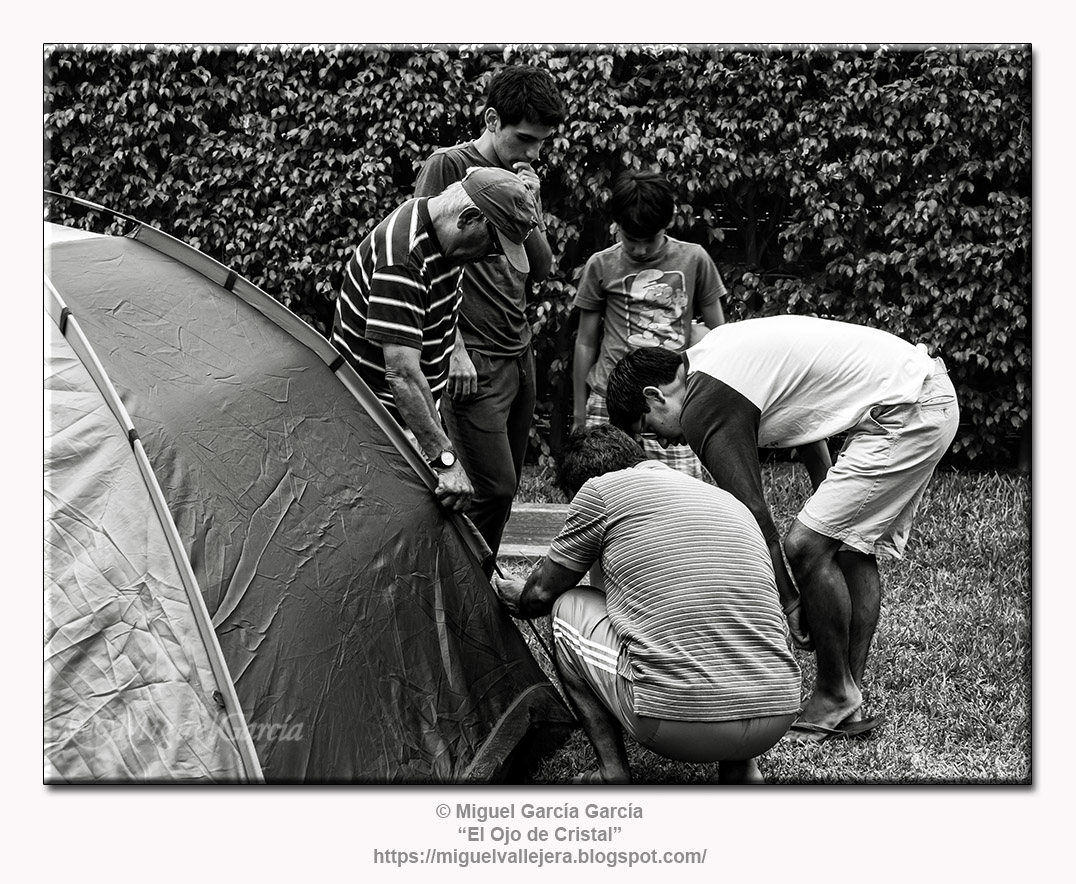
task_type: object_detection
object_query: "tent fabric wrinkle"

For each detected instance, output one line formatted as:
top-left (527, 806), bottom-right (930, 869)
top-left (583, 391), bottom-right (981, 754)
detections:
top-left (44, 215), bottom-right (573, 783)
top-left (46, 323), bottom-right (250, 782)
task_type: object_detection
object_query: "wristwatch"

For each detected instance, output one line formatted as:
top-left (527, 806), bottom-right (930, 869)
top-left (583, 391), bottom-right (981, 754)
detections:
top-left (428, 449), bottom-right (457, 470)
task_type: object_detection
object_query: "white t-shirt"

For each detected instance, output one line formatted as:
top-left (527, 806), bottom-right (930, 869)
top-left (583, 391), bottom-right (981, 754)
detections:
top-left (685, 315), bottom-right (935, 447)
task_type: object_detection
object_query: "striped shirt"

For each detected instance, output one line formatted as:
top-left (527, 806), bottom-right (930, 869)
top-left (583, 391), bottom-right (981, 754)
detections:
top-left (414, 142), bottom-right (532, 357)
top-left (549, 461), bottom-right (801, 721)
top-left (331, 198), bottom-right (462, 424)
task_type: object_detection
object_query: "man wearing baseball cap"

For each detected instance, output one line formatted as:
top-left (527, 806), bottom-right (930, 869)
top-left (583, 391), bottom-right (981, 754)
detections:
top-left (331, 169), bottom-right (538, 515)
top-left (461, 166), bottom-right (538, 275)
top-left (415, 65), bottom-right (567, 558)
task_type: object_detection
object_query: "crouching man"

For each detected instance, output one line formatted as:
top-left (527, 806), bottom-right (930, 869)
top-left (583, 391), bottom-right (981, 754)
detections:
top-left (492, 425), bottom-right (800, 784)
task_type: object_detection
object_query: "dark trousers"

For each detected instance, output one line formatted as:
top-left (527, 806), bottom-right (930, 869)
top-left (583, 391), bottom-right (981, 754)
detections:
top-left (442, 346), bottom-right (535, 558)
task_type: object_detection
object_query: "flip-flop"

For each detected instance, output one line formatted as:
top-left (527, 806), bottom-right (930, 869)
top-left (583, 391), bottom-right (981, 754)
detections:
top-left (783, 713), bottom-right (886, 743)
top-left (783, 721), bottom-right (844, 743)
top-left (836, 713), bottom-right (886, 737)
top-left (569, 769), bottom-right (606, 784)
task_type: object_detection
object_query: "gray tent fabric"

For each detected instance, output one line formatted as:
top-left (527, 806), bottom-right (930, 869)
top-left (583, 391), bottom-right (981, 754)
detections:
top-left (45, 317), bottom-right (257, 782)
top-left (44, 213), bottom-right (572, 783)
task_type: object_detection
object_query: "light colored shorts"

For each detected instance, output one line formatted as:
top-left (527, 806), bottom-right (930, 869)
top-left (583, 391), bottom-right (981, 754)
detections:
top-left (551, 588), bottom-right (795, 763)
top-left (586, 391), bottom-right (710, 482)
top-left (797, 356), bottom-right (960, 558)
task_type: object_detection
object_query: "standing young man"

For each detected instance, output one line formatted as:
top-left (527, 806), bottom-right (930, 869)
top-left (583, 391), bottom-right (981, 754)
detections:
top-left (606, 316), bottom-right (960, 739)
top-left (414, 65), bottom-right (567, 557)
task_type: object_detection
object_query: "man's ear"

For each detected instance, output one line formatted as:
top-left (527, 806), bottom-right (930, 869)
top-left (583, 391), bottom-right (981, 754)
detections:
top-left (483, 107), bottom-right (500, 132)
top-left (458, 206), bottom-right (484, 230)
top-left (642, 384), bottom-right (664, 404)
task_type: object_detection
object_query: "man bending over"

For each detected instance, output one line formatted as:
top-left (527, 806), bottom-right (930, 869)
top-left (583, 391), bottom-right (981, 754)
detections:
top-left (605, 316), bottom-right (959, 740)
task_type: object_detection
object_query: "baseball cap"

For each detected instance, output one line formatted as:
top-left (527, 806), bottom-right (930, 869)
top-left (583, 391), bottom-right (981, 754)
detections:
top-left (461, 167), bottom-right (539, 274)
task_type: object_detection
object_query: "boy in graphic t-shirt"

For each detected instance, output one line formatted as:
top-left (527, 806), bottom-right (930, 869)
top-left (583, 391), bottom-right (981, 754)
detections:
top-left (572, 170), bottom-right (726, 479)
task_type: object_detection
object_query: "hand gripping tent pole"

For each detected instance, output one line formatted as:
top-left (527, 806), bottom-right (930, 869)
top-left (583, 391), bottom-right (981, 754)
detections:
top-left (44, 192), bottom-right (570, 782)
top-left (44, 192), bottom-right (494, 574)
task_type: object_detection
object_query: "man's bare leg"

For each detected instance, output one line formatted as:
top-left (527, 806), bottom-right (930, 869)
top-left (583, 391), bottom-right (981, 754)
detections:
top-left (837, 550), bottom-right (881, 720)
top-left (554, 653), bottom-right (632, 784)
top-left (784, 521), bottom-right (862, 728)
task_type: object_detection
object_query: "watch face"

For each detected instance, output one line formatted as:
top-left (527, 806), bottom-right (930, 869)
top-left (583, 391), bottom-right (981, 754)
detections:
top-left (436, 450), bottom-right (456, 468)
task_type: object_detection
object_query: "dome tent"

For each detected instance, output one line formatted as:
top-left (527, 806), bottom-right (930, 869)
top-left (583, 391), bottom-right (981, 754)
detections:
top-left (44, 197), bottom-right (572, 783)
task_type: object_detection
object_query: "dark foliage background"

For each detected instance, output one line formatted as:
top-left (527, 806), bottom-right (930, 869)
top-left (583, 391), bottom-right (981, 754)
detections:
top-left (43, 44), bottom-right (1030, 468)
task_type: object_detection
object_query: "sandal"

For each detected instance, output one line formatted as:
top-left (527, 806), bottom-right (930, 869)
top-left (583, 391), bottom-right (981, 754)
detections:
top-left (569, 769), bottom-right (606, 784)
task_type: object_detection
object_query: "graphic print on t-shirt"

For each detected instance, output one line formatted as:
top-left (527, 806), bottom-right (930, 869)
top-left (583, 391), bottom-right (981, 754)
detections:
top-left (622, 268), bottom-right (689, 349)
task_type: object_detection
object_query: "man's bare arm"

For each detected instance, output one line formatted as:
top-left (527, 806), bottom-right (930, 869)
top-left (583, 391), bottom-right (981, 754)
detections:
top-left (493, 557), bottom-right (587, 619)
top-left (573, 310), bottom-right (601, 430)
top-left (798, 439), bottom-right (833, 491)
top-left (513, 162), bottom-right (553, 281)
top-left (383, 343), bottom-right (473, 511)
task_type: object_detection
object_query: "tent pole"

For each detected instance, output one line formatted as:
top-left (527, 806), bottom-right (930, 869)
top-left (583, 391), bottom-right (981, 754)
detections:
top-left (47, 191), bottom-right (498, 576)
top-left (45, 276), bottom-right (265, 783)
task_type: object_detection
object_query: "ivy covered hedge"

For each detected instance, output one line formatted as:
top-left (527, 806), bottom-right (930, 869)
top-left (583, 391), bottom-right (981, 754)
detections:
top-left (43, 44), bottom-right (1030, 467)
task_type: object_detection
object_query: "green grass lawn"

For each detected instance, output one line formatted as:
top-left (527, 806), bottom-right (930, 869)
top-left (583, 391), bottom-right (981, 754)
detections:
top-left (504, 462), bottom-right (1031, 785)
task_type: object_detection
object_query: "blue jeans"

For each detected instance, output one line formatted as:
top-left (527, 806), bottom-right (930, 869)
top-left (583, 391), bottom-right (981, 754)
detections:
top-left (441, 345), bottom-right (536, 558)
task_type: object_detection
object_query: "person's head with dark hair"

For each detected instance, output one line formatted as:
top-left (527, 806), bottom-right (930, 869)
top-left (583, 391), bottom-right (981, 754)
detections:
top-left (555, 424), bottom-right (646, 499)
top-left (610, 170), bottom-right (675, 238)
top-left (485, 65), bottom-right (567, 127)
top-left (478, 65), bottom-right (567, 181)
top-left (605, 346), bottom-right (687, 440)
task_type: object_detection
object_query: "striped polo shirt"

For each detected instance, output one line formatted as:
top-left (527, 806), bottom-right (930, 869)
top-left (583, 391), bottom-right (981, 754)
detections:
top-left (549, 461), bottom-right (801, 721)
top-left (331, 198), bottom-right (462, 424)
